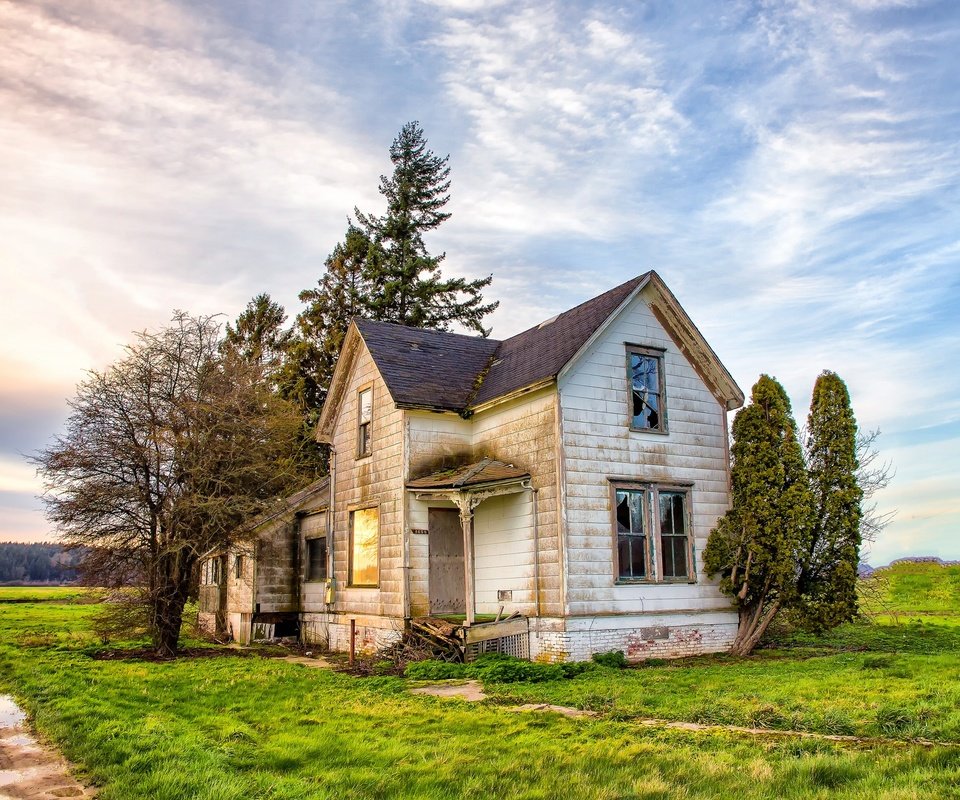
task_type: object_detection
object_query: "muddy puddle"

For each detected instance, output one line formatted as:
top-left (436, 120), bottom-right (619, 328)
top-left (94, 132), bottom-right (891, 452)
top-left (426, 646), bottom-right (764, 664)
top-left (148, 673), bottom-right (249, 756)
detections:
top-left (0, 693), bottom-right (95, 798)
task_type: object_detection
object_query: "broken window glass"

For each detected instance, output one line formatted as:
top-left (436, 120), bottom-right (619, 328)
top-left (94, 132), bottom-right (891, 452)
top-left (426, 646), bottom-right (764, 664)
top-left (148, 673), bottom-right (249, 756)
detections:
top-left (629, 350), bottom-right (664, 431)
top-left (616, 489), bottom-right (647, 579)
top-left (614, 486), bottom-right (691, 582)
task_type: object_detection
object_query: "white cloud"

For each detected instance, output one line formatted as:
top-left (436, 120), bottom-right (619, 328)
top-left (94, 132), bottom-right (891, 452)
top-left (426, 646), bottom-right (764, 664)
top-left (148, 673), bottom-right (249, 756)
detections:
top-left (427, 5), bottom-right (684, 238)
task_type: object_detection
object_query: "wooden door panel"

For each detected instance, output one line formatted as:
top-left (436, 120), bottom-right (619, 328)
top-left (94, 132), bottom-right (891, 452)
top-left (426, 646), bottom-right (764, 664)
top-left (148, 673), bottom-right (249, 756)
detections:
top-left (428, 508), bottom-right (465, 615)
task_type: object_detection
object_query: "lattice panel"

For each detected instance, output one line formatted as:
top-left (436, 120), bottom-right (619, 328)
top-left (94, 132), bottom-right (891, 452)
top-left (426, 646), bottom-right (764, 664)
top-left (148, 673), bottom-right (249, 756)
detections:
top-left (464, 633), bottom-right (529, 661)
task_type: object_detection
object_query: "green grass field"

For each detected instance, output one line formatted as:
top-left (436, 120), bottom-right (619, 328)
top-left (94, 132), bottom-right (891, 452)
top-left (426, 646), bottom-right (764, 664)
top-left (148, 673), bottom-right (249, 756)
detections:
top-left (1, 569), bottom-right (959, 799)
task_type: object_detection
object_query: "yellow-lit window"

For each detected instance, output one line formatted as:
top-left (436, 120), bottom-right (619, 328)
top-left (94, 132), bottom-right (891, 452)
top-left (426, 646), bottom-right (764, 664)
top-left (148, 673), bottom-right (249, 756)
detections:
top-left (349, 507), bottom-right (379, 587)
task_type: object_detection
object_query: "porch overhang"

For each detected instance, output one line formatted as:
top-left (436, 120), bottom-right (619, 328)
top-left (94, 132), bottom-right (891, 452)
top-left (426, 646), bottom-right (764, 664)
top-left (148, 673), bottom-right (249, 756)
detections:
top-left (407, 459), bottom-right (532, 627)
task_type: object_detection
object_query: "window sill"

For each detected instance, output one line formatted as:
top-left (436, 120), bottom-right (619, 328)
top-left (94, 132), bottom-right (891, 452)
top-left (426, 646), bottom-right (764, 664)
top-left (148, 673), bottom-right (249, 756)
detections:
top-left (615, 578), bottom-right (696, 586)
top-left (628, 426), bottom-right (669, 436)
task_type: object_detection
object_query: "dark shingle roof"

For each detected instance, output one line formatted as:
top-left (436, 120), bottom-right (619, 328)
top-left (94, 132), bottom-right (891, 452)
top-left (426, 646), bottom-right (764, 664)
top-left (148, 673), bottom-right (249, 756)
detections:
top-left (471, 275), bottom-right (648, 406)
top-left (354, 274), bottom-right (649, 413)
top-left (355, 319), bottom-right (499, 411)
top-left (407, 458), bottom-right (530, 489)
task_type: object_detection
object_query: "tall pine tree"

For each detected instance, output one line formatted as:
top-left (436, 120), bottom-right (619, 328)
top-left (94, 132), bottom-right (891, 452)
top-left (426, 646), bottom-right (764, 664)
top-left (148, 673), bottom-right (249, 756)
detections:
top-left (356, 121), bottom-right (497, 334)
top-left (797, 371), bottom-right (863, 630)
top-left (704, 375), bottom-right (814, 655)
top-left (286, 121), bottom-right (498, 457)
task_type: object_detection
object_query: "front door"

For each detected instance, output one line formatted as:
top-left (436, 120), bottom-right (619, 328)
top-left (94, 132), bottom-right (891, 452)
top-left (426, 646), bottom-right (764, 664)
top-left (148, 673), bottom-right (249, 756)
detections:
top-left (428, 508), bottom-right (465, 615)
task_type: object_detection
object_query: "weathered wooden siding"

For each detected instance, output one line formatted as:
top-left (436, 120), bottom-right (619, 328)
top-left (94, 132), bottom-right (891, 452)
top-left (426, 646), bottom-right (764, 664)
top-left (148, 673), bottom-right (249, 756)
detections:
top-left (325, 340), bottom-right (405, 619)
top-left (471, 388), bottom-right (561, 617)
top-left (557, 285), bottom-right (735, 618)
top-left (473, 492), bottom-right (534, 615)
top-left (255, 522), bottom-right (297, 613)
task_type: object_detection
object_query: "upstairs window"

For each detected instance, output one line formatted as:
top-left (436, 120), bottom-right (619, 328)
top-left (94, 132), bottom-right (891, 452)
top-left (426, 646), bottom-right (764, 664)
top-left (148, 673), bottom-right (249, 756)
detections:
top-left (613, 484), bottom-right (693, 583)
top-left (627, 346), bottom-right (666, 432)
top-left (357, 387), bottom-right (372, 457)
top-left (233, 555), bottom-right (243, 580)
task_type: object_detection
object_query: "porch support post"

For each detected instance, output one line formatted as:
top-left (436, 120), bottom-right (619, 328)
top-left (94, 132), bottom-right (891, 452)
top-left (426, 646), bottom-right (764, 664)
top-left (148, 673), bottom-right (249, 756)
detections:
top-left (454, 494), bottom-right (476, 627)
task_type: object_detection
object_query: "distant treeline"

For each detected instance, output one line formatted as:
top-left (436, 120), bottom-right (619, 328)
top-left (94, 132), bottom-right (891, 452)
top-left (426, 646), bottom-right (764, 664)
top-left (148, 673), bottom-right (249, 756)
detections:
top-left (0, 542), bottom-right (82, 584)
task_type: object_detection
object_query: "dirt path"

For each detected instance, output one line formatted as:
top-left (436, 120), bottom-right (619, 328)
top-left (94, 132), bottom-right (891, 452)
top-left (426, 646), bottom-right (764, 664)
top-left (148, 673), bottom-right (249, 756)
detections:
top-left (0, 696), bottom-right (94, 799)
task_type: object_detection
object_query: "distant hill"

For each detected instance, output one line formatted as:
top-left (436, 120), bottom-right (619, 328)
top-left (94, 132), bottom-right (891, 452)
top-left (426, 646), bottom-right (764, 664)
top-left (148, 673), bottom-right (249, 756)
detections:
top-left (0, 542), bottom-right (81, 585)
top-left (860, 559), bottom-right (960, 620)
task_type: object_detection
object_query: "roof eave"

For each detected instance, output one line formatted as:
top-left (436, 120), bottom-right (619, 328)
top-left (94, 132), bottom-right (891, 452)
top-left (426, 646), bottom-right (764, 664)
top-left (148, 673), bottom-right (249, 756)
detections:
top-left (468, 378), bottom-right (556, 415)
top-left (556, 272), bottom-right (654, 385)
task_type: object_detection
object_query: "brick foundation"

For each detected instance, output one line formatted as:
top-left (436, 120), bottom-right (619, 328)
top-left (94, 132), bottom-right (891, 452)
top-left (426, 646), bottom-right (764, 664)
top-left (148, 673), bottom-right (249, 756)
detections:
top-left (529, 614), bottom-right (737, 662)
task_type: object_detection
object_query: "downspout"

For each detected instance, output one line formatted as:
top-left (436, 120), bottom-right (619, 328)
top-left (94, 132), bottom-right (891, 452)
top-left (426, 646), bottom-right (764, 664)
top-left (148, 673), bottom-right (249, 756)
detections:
top-left (525, 481), bottom-right (540, 620)
top-left (326, 447), bottom-right (336, 606)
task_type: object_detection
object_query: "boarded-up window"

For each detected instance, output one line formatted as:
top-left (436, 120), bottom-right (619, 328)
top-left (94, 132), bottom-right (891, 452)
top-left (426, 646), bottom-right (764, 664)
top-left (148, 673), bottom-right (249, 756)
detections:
top-left (349, 507), bottom-right (379, 587)
top-left (307, 537), bottom-right (328, 582)
top-left (627, 347), bottom-right (666, 432)
top-left (357, 387), bottom-right (372, 457)
top-left (613, 484), bottom-right (692, 583)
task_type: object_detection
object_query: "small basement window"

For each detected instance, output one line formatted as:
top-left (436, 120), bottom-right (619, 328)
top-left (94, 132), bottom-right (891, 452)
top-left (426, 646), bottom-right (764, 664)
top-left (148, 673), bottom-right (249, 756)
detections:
top-left (306, 537), bottom-right (328, 582)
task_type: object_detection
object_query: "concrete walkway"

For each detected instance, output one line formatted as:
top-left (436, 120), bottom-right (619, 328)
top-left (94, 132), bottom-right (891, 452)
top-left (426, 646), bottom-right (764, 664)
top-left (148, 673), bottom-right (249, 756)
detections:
top-left (0, 696), bottom-right (94, 799)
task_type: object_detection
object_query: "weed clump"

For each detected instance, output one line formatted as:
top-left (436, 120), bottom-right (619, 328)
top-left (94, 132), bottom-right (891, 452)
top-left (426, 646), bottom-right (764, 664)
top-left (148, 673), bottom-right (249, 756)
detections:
top-left (405, 653), bottom-right (594, 683)
top-left (591, 650), bottom-right (628, 669)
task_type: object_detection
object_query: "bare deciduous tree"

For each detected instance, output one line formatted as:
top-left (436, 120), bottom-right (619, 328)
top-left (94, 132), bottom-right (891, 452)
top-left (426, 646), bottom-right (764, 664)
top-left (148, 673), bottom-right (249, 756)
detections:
top-left (34, 313), bottom-right (307, 657)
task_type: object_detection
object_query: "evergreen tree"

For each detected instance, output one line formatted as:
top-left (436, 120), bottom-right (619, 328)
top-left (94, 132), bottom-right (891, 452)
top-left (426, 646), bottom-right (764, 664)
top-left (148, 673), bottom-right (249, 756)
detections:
top-left (283, 121), bottom-right (498, 468)
top-left (356, 121), bottom-right (497, 334)
top-left (704, 375), bottom-right (814, 655)
top-left (287, 224), bottom-right (373, 412)
top-left (797, 371), bottom-right (863, 630)
top-left (223, 293), bottom-right (292, 383)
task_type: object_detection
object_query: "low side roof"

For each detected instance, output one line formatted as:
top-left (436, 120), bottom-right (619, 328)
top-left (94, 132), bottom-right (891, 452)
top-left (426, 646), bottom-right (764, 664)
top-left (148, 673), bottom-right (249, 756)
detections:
top-left (355, 319), bottom-right (499, 411)
top-left (248, 476), bottom-right (330, 532)
top-left (407, 458), bottom-right (529, 490)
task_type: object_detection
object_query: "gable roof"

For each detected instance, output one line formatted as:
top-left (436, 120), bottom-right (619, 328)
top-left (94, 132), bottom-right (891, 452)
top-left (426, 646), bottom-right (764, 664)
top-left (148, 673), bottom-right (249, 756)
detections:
top-left (317, 270), bottom-right (743, 440)
top-left (471, 274), bottom-right (648, 406)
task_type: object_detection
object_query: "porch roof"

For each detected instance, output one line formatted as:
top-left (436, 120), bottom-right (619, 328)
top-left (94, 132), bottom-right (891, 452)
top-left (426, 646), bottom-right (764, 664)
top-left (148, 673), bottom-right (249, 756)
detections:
top-left (406, 458), bottom-right (529, 490)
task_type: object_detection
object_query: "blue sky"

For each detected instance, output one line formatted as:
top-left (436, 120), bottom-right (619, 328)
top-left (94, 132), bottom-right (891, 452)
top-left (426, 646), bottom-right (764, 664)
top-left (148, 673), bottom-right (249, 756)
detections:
top-left (1, 0), bottom-right (957, 564)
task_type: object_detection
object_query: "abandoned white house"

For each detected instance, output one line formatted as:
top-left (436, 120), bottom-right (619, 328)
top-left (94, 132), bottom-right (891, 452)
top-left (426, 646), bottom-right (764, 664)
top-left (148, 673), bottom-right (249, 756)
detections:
top-left (199, 271), bottom-right (745, 661)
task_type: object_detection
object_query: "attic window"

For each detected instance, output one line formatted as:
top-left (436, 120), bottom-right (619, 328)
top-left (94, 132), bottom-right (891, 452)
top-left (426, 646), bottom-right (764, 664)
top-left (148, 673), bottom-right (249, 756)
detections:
top-left (357, 386), bottom-right (372, 457)
top-left (410, 342), bottom-right (420, 351)
top-left (538, 315), bottom-right (559, 329)
top-left (627, 345), bottom-right (667, 433)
